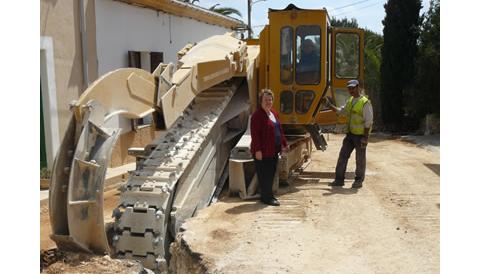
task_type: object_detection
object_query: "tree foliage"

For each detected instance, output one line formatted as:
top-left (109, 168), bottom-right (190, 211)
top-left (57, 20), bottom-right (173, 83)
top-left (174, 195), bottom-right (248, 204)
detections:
top-left (406, 0), bottom-right (440, 119)
top-left (330, 17), bottom-right (359, 29)
top-left (209, 5), bottom-right (242, 18)
top-left (380, 0), bottom-right (422, 130)
top-left (363, 29), bottom-right (384, 127)
top-left (182, 0), bottom-right (242, 18)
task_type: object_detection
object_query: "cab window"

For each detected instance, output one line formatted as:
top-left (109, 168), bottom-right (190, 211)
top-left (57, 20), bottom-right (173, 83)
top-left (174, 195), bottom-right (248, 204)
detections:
top-left (295, 90), bottom-right (315, 114)
top-left (280, 90), bottom-right (294, 114)
top-left (280, 27), bottom-right (294, 84)
top-left (295, 25), bottom-right (321, 85)
top-left (335, 33), bottom-right (359, 78)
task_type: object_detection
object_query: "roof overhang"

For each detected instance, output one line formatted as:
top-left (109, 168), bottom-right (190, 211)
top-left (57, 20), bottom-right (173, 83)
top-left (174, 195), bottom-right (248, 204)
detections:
top-left (114, 0), bottom-right (246, 29)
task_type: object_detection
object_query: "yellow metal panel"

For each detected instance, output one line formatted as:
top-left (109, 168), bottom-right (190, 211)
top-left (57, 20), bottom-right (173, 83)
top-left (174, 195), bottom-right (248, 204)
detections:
top-left (192, 59), bottom-right (233, 92)
top-left (245, 39), bottom-right (259, 45)
top-left (314, 85), bottom-right (345, 126)
top-left (316, 110), bottom-right (337, 125)
top-left (330, 28), bottom-right (365, 104)
top-left (316, 27), bottom-right (364, 126)
top-left (267, 8), bottom-right (328, 126)
top-left (258, 25), bottom-right (270, 102)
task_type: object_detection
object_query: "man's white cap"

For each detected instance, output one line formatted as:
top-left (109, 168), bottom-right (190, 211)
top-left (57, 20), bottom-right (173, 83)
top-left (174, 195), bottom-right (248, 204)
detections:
top-left (347, 79), bottom-right (359, 87)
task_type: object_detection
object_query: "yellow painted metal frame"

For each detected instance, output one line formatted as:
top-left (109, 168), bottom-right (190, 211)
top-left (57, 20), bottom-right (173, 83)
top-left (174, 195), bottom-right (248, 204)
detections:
top-left (258, 25), bottom-right (270, 106)
top-left (257, 8), bottom-right (365, 127)
top-left (245, 38), bottom-right (259, 45)
top-left (328, 27), bottom-right (365, 125)
top-left (259, 8), bottom-right (329, 126)
top-left (330, 27), bottom-right (364, 97)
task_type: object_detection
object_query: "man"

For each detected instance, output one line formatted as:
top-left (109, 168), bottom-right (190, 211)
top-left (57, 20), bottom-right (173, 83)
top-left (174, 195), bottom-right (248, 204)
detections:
top-left (327, 79), bottom-right (373, 188)
top-left (298, 39), bottom-right (320, 72)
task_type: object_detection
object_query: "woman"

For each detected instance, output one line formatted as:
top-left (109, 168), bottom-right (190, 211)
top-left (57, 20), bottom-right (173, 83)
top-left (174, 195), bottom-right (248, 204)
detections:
top-left (250, 89), bottom-right (288, 206)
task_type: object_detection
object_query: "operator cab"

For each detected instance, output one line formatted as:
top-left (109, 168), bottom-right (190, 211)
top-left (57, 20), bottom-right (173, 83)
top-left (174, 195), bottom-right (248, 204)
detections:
top-left (258, 4), bottom-right (364, 128)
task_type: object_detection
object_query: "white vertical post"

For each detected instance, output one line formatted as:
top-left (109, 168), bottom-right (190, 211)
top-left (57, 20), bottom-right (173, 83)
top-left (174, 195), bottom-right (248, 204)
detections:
top-left (40, 36), bottom-right (61, 169)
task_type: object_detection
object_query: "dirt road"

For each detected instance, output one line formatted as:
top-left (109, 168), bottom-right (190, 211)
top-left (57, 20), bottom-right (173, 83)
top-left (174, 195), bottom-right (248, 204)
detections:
top-left (40, 133), bottom-right (439, 273)
top-left (170, 133), bottom-right (440, 274)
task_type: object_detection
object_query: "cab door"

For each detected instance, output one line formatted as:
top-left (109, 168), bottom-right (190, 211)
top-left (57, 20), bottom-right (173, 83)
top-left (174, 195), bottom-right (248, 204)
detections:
top-left (268, 7), bottom-right (328, 126)
top-left (330, 28), bottom-right (364, 124)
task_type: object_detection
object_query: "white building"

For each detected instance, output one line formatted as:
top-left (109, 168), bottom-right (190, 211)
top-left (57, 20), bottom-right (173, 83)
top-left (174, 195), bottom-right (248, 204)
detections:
top-left (40, 0), bottom-right (245, 168)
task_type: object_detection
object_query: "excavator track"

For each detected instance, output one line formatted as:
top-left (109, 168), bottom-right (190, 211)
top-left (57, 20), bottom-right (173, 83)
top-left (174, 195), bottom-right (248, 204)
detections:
top-left (49, 33), bottom-right (257, 272)
top-left (112, 80), bottom-right (248, 272)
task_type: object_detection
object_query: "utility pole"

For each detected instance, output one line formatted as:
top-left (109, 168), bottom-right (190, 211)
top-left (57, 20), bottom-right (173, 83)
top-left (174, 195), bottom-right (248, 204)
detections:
top-left (247, 0), bottom-right (252, 39)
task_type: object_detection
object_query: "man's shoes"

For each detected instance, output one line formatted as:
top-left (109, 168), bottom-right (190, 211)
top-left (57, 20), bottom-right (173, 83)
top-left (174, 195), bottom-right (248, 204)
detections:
top-left (351, 181), bottom-right (363, 189)
top-left (328, 180), bottom-right (345, 187)
top-left (262, 197), bottom-right (280, 206)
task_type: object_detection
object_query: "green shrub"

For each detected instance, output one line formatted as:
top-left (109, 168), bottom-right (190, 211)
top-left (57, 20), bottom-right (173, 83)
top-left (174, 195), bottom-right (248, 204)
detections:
top-left (40, 167), bottom-right (51, 179)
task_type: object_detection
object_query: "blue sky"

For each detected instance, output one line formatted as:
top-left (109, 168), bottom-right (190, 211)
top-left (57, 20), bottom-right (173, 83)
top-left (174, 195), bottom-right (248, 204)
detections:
top-left (197, 0), bottom-right (432, 36)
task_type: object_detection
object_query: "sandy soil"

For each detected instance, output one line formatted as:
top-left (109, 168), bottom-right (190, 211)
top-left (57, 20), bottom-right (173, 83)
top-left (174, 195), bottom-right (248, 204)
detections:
top-left (171, 133), bottom-right (440, 274)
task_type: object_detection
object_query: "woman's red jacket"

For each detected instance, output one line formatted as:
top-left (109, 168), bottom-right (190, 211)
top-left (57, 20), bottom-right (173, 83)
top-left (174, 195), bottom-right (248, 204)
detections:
top-left (250, 108), bottom-right (288, 158)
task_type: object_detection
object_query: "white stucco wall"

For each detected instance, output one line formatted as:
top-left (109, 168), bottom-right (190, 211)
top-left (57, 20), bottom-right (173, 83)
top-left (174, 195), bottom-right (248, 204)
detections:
top-left (95, 0), bottom-right (230, 75)
top-left (94, 0), bottom-right (232, 132)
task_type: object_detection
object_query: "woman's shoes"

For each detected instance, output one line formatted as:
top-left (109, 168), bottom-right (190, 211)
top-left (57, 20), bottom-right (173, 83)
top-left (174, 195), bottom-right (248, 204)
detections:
top-left (262, 197), bottom-right (280, 206)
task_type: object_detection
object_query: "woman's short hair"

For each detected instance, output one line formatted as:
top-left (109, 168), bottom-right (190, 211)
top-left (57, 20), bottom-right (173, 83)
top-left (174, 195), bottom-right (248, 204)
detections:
top-left (259, 89), bottom-right (274, 102)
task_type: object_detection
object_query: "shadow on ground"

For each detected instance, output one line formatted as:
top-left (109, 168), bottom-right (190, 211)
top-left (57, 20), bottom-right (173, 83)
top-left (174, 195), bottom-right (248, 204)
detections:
top-left (221, 169), bottom-right (362, 214)
top-left (225, 202), bottom-right (268, 214)
top-left (366, 134), bottom-right (398, 143)
top-left (321, 186), bottom-right (359, 196)
top-left (299, 171), bottom-right (356, 180)
top-left (424, 163), bottom-right (440, 176)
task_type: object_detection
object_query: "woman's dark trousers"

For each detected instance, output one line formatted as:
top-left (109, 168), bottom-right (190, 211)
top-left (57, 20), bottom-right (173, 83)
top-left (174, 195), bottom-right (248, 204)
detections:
top-left (254, 155), bottom-right (278, 201)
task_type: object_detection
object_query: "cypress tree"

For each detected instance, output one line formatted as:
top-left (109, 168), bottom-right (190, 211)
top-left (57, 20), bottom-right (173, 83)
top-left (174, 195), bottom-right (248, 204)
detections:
top-left (380, 0), bottom-right (422, 130)
top-left (412, 0), bottom-right (440, 119)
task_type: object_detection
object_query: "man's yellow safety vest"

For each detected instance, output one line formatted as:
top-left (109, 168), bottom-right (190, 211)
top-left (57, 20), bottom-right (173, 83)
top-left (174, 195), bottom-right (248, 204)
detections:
top-left (345, 95), bottom-right (372, 135)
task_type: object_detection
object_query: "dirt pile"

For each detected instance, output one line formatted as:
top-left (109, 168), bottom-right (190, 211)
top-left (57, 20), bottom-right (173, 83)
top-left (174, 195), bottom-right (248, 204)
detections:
top-left (40, 249), bottom-right (149, 274)
top-left (168, 235), bottom-right (211, 274)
